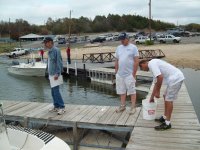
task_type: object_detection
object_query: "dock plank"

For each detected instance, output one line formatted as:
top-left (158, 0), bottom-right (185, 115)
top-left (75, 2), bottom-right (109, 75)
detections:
top-left (80, 106), bottom-right (106, 123)
top-left (89, 106), bottom-right (110, 124)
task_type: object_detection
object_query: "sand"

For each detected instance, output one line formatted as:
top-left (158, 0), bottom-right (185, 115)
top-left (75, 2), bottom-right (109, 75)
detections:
top-left (59, 43), bottom-right (200, 70)
top-left (16, 42), bottom-right (200, 70)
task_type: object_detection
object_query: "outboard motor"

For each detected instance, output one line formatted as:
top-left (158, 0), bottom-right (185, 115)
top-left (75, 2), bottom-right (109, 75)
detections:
top-left (12, 60), bottom-right (20, 66)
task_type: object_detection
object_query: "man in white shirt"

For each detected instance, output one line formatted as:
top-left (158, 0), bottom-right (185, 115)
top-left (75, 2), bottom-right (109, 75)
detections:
top-left (139, 59), bottom-right (185, 130)
top-left (115, 32), bottom-right (139, 114)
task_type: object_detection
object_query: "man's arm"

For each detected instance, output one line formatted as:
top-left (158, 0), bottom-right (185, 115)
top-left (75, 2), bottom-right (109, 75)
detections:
top-left (133, 56), bottom-right (139, 78)
top-left (150, 74), bottom-right (163, 102)
top-left (115, 59), bottom-right (119, 74)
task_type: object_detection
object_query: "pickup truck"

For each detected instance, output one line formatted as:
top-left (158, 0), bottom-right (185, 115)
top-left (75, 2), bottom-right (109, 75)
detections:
top-left (157, 35), bottom-right (181, 43)
top-left (8, 48), bottom-right (29, 58)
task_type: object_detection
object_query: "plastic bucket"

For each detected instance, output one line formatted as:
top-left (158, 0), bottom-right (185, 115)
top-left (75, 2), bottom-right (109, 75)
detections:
top-left (142, 99), bottom-right (157, 120)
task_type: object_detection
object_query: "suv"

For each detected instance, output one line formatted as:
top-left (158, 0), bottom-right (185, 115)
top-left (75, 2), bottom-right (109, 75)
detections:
top-left (90, 36), bottom-right (106, 43)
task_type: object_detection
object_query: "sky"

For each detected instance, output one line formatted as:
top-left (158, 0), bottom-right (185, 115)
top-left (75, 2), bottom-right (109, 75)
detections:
top-left (0, 0), bottom-right (200, 25)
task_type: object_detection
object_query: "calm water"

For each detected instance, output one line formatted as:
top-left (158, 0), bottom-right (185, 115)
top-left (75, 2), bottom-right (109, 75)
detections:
top-left (181, 68), bottom-right (200, 122)
top-left (0, 56), bottom-right (146, 107)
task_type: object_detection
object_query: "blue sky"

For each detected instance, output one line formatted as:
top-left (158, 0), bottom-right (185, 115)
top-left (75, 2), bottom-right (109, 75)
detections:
top-left (0, 0), bottom-right (200, 25)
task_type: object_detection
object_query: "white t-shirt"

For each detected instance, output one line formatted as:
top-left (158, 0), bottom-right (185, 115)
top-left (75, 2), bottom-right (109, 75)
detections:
top-left (148, 59), bottom-right (185, 86)
top-left (115, 43), bottom-right (139, 78)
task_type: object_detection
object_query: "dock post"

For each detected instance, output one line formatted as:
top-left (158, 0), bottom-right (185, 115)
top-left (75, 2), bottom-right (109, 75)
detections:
top-left (75, 61), bottom-right (77, 76)
top-left (83, 64), bottom-right (86, 77)
top-left (73, 122), bottom-right (78, 150)
top-left (23, 117), bottom-right (29, 128)
top-left (67, 61), bottom-right (69, 74)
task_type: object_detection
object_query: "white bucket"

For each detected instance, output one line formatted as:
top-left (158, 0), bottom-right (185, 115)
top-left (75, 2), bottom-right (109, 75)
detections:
top-left (142, 99), bottom-right (157, 120)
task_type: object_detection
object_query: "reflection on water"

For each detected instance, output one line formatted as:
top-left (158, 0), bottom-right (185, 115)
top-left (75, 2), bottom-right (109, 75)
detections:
top-left (0, 56), bottom-right (147, 107)
top-left (181, 68), bottom-right (200, 122)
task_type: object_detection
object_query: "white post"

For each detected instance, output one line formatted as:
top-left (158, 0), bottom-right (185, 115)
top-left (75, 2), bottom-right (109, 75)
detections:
top-left (75, 48), bottom-right (78, 76)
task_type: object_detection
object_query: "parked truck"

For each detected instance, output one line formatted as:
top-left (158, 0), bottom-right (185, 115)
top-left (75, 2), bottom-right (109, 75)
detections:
top-left (157, 35), bottom-right (181, 43)
top-left (8, 48), bottom-right (29, 58)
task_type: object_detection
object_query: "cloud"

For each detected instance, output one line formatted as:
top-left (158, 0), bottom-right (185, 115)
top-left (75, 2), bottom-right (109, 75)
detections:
top-left (0, 0), bottom-right (199, 25)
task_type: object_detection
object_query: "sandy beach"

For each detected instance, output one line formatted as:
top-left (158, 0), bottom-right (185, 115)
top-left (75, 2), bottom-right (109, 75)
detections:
top-left (58, 43), bottom-right (200, 70)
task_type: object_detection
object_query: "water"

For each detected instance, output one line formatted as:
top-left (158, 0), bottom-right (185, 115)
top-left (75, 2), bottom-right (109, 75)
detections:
top-left (181, 68), bottom-right (200, 122)
top-left (0, 56), bottom-right (147, 107)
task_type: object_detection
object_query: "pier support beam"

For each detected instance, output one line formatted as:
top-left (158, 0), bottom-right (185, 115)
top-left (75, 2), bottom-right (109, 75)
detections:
top-left (73, 122), bottom-right (78, 150)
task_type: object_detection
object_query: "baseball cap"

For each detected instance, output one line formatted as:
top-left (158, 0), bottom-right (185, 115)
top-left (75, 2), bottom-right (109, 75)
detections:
top-left (118, 32), bottom-right (129, 40)
top-left (43, 37), bottom-right (53, 43)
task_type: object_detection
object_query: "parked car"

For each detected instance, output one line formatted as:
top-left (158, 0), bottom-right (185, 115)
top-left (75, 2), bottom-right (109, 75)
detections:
top-left (135, 36), bottom-right (151, 44)
top-left (157, 35), bottom-right (181, 43)
top-left (8, 48), bottom-right (29, 58)
top-left (113, 34), bottom-right (120, 41)
top-left (58, 38), bottom-right (66, 44)
top-left (135, 31), bottom-right (146, 38)
top-left (104, 34), bottom-right (114, 41)
top-left (90, 36), bottom-right (106, 43)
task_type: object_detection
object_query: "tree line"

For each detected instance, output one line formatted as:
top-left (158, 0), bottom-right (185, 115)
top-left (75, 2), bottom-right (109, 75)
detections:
top-left (0, 14), bottom-right (199, 40)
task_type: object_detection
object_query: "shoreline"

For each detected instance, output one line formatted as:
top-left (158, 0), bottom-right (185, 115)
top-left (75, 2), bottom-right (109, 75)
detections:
top-left (1, 43), bottom-right (200, 70)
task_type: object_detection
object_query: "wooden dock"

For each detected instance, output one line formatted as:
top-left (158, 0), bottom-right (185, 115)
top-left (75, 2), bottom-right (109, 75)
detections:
top-left (126, 82), bottom-right (200, 150)
top-left (1, 100), bottom-right (140, 150)
top-left (1, 81), bottom-right (200, 150)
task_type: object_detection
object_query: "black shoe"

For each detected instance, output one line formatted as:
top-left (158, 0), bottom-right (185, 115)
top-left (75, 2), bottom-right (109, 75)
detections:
top-left (155, 116), bottom-right (165, 123)
top-left (155, 122), bottom-right (172, 131)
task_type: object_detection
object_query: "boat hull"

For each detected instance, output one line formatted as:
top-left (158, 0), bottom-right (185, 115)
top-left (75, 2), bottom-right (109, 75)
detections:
top-left (8, 62), bottom-right (47, 77)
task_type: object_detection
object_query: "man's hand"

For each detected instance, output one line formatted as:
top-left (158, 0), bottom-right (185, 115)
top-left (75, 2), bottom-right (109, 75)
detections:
top-left (54, 74), bottom-right (59, 80)
top-left (149, 99), bottom-right (155, 103)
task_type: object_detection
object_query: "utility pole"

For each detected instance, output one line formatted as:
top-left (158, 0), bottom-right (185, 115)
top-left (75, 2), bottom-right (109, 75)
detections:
top-left (9, 18), bottom-right (11, 46)
top-left (149, 0), bottom-right (152, 41)
top-left (68, 10), bottom-right (72, 48)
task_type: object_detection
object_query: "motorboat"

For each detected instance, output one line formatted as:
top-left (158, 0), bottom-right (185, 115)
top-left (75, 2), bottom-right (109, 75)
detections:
top-left (0, 104), bottom-right (71, 150)
top-left (8, 61), bottom-right (47, 77)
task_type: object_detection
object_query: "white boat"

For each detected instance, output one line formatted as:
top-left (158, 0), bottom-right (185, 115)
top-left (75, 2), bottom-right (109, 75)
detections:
top-left (0, 104), bottom-right (70, 150)
top-left (8, 62), bottom-right (47, 77)
top-left (0, 124), bottom-right (71, 150)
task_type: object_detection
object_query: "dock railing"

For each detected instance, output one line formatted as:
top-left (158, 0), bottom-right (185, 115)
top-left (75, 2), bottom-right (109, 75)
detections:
top-left (82, 49), bottom-right (165, 63)
top-left (82, 52), bottom-right (115, 63)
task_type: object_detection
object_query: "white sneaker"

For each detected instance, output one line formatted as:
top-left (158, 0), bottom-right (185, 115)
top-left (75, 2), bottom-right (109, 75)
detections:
top-left (49, 107), bottom-right (59, 112)
top-left (57, 108), bottom-right (66, 115)
top-left (129, 106), bottom-right (136, 115)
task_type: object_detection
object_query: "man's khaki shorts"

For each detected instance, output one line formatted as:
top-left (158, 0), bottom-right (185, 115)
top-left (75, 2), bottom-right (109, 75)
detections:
top-left (116, 74), bottom-right (136, 95)
top-left (164, 81), bottom-right (183, 101)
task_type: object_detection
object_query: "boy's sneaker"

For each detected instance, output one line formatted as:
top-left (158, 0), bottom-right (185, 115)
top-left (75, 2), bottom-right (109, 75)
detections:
top-left (155, 116), bottom-right (166, 123)
top-left (116, 105), bottom-right (126, 113)
top-left (57, 108), bottom-right (66, 115)
top-left (154, 122), bottom-right (171, 131)
top-left (49, 107), bottom-right (59, 112)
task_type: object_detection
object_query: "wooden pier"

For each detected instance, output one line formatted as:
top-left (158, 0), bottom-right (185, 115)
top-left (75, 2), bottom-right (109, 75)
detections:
top-left (126, 82), bottom-right (200, 150)
top-left (1, 80), bottom-right (200, 150)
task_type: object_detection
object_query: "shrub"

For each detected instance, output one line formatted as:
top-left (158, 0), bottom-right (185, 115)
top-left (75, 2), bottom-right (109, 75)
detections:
top-left (145, 40), bottom-right (154, 45)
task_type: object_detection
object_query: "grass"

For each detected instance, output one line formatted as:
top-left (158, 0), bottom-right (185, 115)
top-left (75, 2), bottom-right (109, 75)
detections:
top-left (0, 42), bottom-right (19, 53)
